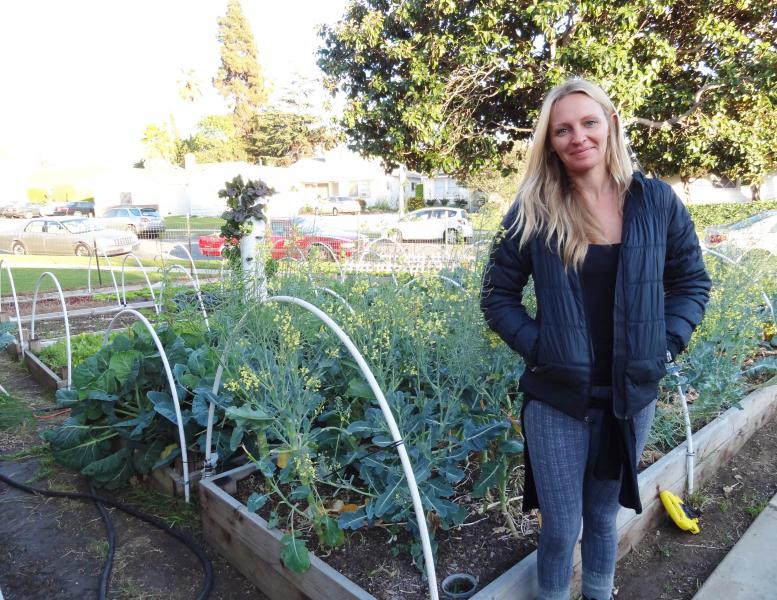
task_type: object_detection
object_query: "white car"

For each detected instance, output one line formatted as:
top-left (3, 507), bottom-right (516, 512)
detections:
top-left (704, 211), bottom-right (777, 257)
top-left (386, 208), bottom-right (473, 243)
top-left (312, 196), bottom-right (363, 215)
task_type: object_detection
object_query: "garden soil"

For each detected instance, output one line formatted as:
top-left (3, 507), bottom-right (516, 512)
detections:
top-left (2, 336), bottom-right (777, 600)
top-left (0, 351), bottom-right (267, 600)
top-left (613, 408), bottom-right (777, 600)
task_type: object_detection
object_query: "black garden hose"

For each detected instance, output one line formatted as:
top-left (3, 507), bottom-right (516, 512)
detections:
top-left (0, 472), bottom-right (213, 600)
top-left (90, 481), bottom-right (116, 600)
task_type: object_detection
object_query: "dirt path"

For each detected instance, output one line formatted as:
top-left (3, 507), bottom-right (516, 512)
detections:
top-left (614, 411), bottom-right (777, 599)
top-left (0, 351), bottom-right (267, 600)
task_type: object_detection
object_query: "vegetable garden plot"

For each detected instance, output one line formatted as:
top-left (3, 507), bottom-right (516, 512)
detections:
top-left (31, 247), bottom-right (777, 598)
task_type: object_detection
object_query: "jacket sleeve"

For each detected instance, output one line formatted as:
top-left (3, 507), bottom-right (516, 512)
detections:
top-left (663, 185), bottom-right (712, 358)
top-left (480, 207), bottom-right (540, 365)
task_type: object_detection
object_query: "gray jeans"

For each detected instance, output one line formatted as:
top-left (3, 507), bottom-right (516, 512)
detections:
top-left (524, 399), bottom-right (656, 600)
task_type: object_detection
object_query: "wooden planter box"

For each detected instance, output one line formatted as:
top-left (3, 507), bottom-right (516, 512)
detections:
top-left (23, 349), bottom-right (68, 391)
top-left (200, 463), bottom-right (375, 600)
top-left (200, 385), bottom-right (777, 600)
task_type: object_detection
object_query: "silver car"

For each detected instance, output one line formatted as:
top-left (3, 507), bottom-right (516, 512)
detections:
top-left (0, 217), bottom-right (139, 256)
top-left (100, 205), bottom-right (166, 237)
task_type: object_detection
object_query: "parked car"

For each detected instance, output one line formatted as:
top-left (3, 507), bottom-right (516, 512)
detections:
top-left (0, 216), bottom-right (139, 256)
top-left (51, 201), bottom-right (96, 217)
top-left (198, 216), bottom-right (366, 260)
top-left (100, 205), bottom-right (166, 237)
top-left (312, 196), bottom-right (363, 216)
top-left (704, 210), bottom-right (777, 257)
top-left (385, 207), bottom-right (473, 243)
top-left (2, 203), bottom-right (44, 219)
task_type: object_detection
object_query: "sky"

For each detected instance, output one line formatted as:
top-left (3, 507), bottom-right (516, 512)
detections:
top-left (0, 0), bottom-right (348, 168)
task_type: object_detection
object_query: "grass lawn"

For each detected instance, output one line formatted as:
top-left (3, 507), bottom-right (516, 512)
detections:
top-left (165, 215), bottom-right (225, 229)
top-left (0, 267), bottom-right (167, 294)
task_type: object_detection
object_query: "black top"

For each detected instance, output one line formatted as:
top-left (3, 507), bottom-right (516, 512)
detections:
top-left (582, 243), bottom-right (621, 386)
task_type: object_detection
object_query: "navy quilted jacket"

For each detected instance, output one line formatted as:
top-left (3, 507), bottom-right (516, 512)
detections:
top-left (481, 172), bottom-right (711, 420)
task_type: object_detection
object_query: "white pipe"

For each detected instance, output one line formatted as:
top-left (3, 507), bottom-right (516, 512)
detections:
top-left (30, 273), bottom-right (71, 390)
top-left (399, 274), bottom-right (464, 292)
top-left (87, 250), bottom-right (121, 305)
top-left (166, 242), bottom-right (201, 289)
top-left (103, 308), bottom-right (192, 503)
top-left (0, 260), bottom-right (25, 351)
top-left (120, 253), bottom-right (158, 313)
top-left (158, 264), bottom-right (210, 330)
top-left (265, 296), bottom-right (438, 600)
top-left (202, 296), bottom-right (438, 599)
top-left (677, 380), bottom-right (694, 496)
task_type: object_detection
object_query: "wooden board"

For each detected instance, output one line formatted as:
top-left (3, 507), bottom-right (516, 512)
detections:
top-left (471, 385), bottom-right (777, 600)
top-left (199, 464), bottom-right (376, 600)
top-left (23, 349), bottom-right (66, 391)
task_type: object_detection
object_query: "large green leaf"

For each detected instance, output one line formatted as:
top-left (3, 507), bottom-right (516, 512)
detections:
top-left (246, 492), bottom-right (268, 513)
top-left (148, 391), bottom-right (189, 425)
top-left (316, 516), bottom-right (345, 548)
top-left (373, 475), bottom-right (404, 517)
top-left (225, 405), bottom-right (273, 425)
top-left (133, 439), bottom-right (166, 475)
top-left (86, 450), bottom-right (134, 490)
top-left (338, 508), bottom-right (367, 530)
top-left (43, 418), bottom-right (113, 470)
top-left (109, 351), bottom-right (141, 387)
top-left (191, 393), bottom-right (211, 427)
top-left (472, 456), bottom-right (508, 498)
top-left (280, 533), bottom-right (310, 573)
top-left (346, 378), bottom-right (374, 400)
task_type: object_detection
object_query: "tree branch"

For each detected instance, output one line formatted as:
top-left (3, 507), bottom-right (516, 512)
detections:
top-left (630, 83), bottom-right (721, 129)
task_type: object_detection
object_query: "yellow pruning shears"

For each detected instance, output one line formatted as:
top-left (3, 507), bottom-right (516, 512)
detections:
top-left (660, 490), bottom-right (700, 534)
top-left (660, 354), bottom-right (701, 534)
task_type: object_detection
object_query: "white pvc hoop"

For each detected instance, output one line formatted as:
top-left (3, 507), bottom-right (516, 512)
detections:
top-left (0, 260), bottom-right (25, 351)
top-left (103, 308), bottom-right (192, 503)
top-left (203, 296), bottom-right (439, 600)
top-left (30, 272), bottom-right (71, 389)
top-left (87, 250), bottom-right (121, 306)
top-left (120, 253), bottom-right (159, 313)
top-left (166, 242), bottom-right (201, 289)
top-left (157, 264), bottom-right (210, 330)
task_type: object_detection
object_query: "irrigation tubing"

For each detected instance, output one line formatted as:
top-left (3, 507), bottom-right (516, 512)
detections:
top-left (0, 472), bottom-right (213, 600)
top-left (90, 481), bottom-right (116, 600)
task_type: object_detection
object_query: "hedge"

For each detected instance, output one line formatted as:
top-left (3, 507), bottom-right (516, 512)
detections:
top-left (687, 201), bottom-right (777, 231)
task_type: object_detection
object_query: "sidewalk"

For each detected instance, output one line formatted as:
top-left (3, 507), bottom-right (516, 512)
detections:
top-left (693, 491), bottom-right (777, 599)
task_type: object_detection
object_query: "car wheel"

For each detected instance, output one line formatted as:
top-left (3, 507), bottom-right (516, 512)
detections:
top-left (11, 242), bottom-right (26, 255)
top-left (387, 229), bottom-right (403, 243)
top-left (74, 243), bottom-right (91, 257)
top-left (332, 207), bottom-right (338, 216)
top-left (126, 224), bottom-right (137, 234)
top-left (444, 228), bottom-right (459, 244)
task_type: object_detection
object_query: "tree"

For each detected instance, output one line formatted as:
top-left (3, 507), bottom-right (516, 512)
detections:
top-left (318, 1), bottom-right (777, 186)
top-left (141, 124), bottom-right (179, 162)
top-left (180, 114), bottom-right (249, 163)
top-left (214, 0), bottom-right (268, 138)
top-left (250, 110), bottom-right (341, 166)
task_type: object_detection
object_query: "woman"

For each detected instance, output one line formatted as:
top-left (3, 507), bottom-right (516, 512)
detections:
top-left (480, 78), bottom-right (710, 600)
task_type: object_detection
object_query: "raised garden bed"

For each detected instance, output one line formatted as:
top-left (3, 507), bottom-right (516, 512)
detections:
top-left (199, 384), bottom-right (777, 600)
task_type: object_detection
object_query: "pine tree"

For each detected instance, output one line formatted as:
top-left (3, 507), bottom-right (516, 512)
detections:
top-left (214, 0), bottom-right (267, 139)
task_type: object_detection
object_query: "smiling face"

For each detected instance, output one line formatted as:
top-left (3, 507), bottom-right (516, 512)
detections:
top-left (548, 92), bottom-right (615, 177)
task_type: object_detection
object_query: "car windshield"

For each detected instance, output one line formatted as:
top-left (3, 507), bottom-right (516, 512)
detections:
top-left (140, 208), bottom-right (159, 216)
top-left (63, 219), bottom-right (101, 234)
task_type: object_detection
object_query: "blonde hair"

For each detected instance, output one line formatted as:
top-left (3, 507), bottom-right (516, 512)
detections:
top-left (509, 78), bottom-right (634, 269)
